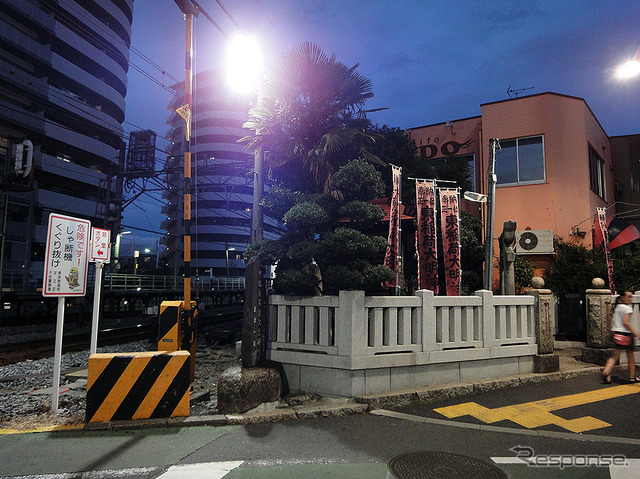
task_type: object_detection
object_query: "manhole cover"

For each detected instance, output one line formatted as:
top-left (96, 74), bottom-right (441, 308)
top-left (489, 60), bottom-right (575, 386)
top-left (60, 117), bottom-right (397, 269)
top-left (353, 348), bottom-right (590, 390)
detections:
top-left (389, 451), bottom-right (507, 479)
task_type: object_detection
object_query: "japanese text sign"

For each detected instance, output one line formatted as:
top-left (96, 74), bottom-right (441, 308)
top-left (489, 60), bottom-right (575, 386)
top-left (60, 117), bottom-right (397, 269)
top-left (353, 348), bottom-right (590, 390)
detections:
top-left (416, 180), bottom-right (438, 293)
top-left (43, 213), bottom-right (91, 297)
top-left (439, 189), bottom-right (461, 296)
top-left (90, 227), bottom-right (111, 263)
top-left (383, 165), bottom-right (402, 288)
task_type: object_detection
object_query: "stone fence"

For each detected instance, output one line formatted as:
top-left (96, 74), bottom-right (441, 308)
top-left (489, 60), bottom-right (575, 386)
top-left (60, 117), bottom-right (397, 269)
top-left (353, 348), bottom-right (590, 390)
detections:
top-left (267, 288), bottom-right (555, 397)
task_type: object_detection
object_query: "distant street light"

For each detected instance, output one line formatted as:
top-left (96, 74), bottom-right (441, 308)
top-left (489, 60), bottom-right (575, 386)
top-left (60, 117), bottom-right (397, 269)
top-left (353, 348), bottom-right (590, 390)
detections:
top-left (114, 230), bottom-right (131, 271)
top-left (616, 59), bottom-right (640, 80)
top-left (227, 35), bottom-right (265, 243)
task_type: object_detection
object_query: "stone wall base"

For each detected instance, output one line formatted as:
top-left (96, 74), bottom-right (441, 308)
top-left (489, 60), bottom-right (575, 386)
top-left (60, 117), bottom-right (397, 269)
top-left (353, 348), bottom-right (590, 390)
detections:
top-left (582, 347), bottom-right (613, 366)
top-left (533, 354), bottom-right (559, 373)
top-left (217, 366), bottom-right (282, 413)
top-left (281, 356), bottom-right (535, 397)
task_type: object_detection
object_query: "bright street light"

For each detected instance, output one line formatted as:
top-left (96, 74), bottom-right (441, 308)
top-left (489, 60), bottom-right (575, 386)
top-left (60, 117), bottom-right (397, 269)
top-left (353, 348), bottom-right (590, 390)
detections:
top-left (226, 35), bottom-right (263, 94)
top-left (226, 34), bottom-right (265, 243)
top-left (616, 59), bottom-right (640, 80)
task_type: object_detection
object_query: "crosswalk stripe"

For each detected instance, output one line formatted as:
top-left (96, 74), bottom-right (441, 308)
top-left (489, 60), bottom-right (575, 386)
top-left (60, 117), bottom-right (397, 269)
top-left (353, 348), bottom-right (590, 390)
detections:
top-left (157, 461), bottom-right (244, 478)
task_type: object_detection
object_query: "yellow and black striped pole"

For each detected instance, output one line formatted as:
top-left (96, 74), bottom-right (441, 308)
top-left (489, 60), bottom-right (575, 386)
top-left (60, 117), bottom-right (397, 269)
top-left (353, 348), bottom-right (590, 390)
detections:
top-left (183, 10), bottom-right (193, 307)
top-left (169, 0), bottom-right (198, 382)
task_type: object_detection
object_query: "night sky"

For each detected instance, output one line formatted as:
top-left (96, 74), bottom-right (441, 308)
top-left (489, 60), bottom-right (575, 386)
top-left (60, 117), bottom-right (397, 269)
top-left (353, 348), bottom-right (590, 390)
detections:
top-left (121, 0), bottom-right (640, 250)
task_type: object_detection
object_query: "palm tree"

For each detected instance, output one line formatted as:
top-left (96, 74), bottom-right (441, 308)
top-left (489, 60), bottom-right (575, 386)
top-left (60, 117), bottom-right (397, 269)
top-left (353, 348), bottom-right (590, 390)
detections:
top-left (241, 42), bottom-right (382, 194)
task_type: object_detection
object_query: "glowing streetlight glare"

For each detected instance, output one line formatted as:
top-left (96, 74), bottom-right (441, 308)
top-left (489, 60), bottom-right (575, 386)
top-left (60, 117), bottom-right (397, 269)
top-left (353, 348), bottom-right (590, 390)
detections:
top-left (616, 59), bottom-right (640, 80)
top-left (227, 35), bottom-right (263, 93)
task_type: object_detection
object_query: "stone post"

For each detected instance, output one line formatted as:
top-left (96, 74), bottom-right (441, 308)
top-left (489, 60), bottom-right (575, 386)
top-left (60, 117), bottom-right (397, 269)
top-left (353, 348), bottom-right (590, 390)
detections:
top-left (527, 277), bottom-right (559, 372)
top-left (217, 255), bottom-right (282, 414)
top-left (582, 277), bottom-right (613, 365)
top-left (499, 220), bottom-right (517, 295)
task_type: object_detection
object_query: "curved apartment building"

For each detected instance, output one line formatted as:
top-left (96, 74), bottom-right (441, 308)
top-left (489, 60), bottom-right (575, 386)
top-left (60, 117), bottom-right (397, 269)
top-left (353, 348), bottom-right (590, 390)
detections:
top-left (0, 0), bottom-right (132, 289)
top-left (161, 68), bottom-right (283, 277)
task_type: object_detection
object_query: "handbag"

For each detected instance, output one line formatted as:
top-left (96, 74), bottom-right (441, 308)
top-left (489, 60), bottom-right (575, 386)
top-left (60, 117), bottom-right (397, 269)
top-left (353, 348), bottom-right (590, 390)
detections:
top-left (613, 333), bottom-right (633, 346)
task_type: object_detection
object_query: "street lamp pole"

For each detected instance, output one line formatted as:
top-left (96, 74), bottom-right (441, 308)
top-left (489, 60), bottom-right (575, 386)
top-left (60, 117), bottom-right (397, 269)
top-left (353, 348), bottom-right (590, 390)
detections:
top-left (484, 138), bottom-right (499, 291)
top-left (251, 144), bottom-right (264, 243)
top-left (226, 35), bottom-right (264, 243)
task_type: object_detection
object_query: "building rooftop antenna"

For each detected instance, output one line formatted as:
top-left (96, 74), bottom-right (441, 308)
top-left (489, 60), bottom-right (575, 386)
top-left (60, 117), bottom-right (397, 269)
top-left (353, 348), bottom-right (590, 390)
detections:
top-left (507, 85), bottom-right (535, 98)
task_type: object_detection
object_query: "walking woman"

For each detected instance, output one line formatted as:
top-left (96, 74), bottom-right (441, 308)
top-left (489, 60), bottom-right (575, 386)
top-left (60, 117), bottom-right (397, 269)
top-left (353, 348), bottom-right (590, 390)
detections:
top-left (602, 291), bottom-right (640, 384)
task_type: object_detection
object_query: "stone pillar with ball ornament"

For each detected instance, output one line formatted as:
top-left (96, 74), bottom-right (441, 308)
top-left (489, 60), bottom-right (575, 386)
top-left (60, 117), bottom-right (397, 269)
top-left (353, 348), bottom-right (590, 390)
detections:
top-left (582, 277), bottom-right (614, 366)
top-left (527, 277), bottom-right (559, 372)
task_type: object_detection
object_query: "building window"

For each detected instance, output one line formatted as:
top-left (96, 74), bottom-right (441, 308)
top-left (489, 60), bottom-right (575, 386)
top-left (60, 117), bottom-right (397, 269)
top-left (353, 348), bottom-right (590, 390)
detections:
top-left (496, 136), bottom-right (545, 186)
top-left (589, 145), bottom-right (605, 198)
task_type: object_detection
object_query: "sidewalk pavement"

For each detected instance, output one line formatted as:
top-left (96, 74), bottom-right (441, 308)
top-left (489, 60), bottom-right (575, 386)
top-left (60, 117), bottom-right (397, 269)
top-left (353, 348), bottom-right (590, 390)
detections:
top-left (81, 341), bottom-right (616, 432)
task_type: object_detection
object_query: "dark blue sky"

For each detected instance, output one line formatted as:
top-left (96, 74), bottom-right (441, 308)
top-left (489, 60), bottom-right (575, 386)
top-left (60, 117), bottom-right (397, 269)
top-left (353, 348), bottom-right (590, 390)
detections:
top-left (121, 0), bottom-right (640, 250)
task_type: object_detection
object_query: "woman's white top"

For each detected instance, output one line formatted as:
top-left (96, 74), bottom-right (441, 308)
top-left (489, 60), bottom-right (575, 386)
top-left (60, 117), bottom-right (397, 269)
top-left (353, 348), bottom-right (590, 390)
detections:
top-left (611, 303), bottom-right (633, 333)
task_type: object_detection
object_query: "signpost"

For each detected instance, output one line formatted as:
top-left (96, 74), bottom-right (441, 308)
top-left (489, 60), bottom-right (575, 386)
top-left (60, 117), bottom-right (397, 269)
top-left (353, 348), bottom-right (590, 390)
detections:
top-left (42, 213), bottom-right (90, 414)
top-left (89, 227), bottom-right (110, 354)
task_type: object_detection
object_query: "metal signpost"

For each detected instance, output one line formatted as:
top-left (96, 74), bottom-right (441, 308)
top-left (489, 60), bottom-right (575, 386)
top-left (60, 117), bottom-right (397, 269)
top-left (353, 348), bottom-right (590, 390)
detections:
top-left (42, 213), bottom-right (90, 414)
top-left (90, 227), bottom-right (111, 354)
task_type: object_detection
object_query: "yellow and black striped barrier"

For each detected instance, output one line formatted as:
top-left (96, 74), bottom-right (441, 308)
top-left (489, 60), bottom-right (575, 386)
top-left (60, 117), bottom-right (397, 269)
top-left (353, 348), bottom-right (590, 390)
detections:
top-left (158, 300), bottom-right (183, 351)
top-left (86, 351), bottom-right (190, 423)
top-left (158, 300), bottom-right (197, 383)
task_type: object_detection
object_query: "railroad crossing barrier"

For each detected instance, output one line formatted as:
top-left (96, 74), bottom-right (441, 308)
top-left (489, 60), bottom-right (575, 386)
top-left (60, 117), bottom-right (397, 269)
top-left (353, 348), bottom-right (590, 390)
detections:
top-left (158, 300), bottom-right (197, 382)
top-left (85, 351), bottom-right (190, 423)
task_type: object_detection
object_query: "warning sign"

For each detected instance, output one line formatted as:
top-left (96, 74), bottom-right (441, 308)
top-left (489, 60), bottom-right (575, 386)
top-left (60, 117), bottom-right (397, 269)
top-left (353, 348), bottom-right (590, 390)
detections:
top-left (43, 214), bottom-right (91, 297)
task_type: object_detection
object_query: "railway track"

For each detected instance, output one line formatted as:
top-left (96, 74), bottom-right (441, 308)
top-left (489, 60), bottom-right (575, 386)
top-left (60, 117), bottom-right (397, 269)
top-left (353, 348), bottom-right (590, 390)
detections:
top-left (0, 324), bottom-right (153, 365)
top-left (0, 307), bottom-right (244, 365)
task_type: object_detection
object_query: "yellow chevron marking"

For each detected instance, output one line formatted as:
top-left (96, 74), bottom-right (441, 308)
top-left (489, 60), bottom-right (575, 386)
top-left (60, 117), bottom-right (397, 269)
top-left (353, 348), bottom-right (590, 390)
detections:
top-left (434, 383), bottom-right (640, 433)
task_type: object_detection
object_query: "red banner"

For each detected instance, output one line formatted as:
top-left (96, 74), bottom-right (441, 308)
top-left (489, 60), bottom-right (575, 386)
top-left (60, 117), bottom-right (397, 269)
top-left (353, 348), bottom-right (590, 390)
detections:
top-left (416, 180), bottom-right (438, 292)
top-left (439, 189), bottom-right (461, 296)
top-left (596, 207), bottom-right (615, 293)
top-left (384, 165), bottom-right (401, 288)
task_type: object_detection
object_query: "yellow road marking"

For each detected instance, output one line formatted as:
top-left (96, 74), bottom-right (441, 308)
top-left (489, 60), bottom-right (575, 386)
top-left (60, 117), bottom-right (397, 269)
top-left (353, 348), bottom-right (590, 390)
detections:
top-left (434, 383), bottom-right (640, 433)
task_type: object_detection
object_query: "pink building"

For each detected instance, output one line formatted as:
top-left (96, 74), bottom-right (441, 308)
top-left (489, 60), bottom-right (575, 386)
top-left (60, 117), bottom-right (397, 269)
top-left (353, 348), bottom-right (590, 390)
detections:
top-left (409, 92), bottom-right (614, 290)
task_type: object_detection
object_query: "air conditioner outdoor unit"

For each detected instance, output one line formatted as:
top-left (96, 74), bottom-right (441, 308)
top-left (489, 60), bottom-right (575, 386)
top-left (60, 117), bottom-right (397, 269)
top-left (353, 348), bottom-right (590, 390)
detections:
top-left (515, 229), bottom-right (554, 255)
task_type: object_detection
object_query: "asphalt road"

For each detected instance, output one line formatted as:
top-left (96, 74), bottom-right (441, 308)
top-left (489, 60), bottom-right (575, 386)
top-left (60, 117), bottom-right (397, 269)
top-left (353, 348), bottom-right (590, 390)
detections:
top-left (2, 373), bottom-right (640, 478)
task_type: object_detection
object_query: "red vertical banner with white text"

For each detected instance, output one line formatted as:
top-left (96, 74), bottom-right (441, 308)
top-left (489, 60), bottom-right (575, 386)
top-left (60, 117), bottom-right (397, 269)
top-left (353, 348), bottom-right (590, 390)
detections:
top-left (597, 207), bottom-right (615, 293)
top-left (416, 180), bottom-right (438, 292)
top-left (439, 189), bottom-right (461, 296)
top-left (384, 165), bottom-right (402, 289)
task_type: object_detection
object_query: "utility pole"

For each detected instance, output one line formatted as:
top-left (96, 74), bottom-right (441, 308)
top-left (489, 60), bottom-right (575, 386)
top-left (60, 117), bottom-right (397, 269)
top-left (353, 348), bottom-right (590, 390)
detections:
top-left (171, 0), bottom-right (199, 382)
top-left (174, 0), bottom-right (198, 306)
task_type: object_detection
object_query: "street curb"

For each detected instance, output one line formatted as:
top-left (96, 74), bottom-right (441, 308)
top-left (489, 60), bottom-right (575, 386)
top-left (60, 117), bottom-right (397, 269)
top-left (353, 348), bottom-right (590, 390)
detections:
top-left (80, 398), bottom-right (370, 431)
top-left (354, 365), bottom-right (609, 409)
top-left (79, 363), bottom-right (625, 432)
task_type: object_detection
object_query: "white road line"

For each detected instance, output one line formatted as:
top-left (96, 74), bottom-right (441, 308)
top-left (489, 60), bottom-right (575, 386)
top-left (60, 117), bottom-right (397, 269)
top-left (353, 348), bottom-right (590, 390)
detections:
top-left (157, 461), bottom-right (244, 479)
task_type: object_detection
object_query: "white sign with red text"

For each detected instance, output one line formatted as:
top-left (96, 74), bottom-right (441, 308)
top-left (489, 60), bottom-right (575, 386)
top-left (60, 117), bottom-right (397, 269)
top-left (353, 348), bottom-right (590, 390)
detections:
top-left (43, 213), bottom-right (91, 297)
top-left (90, 227), bottom-right (111, 263)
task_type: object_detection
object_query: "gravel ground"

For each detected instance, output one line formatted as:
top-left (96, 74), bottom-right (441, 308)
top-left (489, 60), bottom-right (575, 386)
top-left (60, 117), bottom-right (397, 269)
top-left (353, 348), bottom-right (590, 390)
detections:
top-left (0, 336), bottom-right (241, 431)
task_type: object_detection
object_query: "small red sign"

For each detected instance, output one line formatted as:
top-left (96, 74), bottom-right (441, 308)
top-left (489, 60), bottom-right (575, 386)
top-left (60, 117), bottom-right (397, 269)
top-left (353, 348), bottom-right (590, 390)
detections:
top-left (90, 228), bottom-right (111, 263)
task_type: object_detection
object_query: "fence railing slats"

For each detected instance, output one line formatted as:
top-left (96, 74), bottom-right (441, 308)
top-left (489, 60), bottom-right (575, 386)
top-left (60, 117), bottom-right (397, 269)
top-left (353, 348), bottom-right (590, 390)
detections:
top-left (268, 289), bottom-right (536, 362)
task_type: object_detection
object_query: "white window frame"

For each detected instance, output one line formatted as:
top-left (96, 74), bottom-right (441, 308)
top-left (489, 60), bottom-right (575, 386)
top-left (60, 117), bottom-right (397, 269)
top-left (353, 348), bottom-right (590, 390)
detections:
top-left (496, 135), bottom-right (546, 187)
